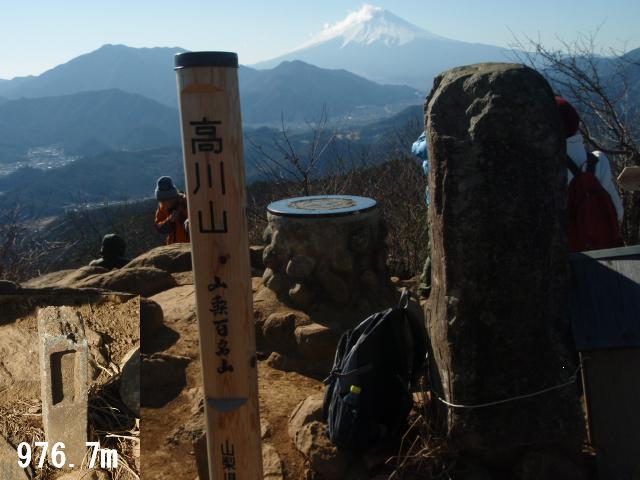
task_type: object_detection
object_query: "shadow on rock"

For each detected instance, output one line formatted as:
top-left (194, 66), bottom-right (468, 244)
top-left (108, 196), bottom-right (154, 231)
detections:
top-left (141, 325), bottom-right (181, 354)
top-left (141, 353), bottom-right (190, 408)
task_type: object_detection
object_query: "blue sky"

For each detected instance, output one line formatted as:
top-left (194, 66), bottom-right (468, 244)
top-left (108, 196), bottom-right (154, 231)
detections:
top-left (0, 0), bottom-right (638, 79)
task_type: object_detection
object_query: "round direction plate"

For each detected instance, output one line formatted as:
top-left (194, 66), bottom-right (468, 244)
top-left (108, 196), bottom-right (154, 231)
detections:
top-left (267, 195), bottom-right (377, 218)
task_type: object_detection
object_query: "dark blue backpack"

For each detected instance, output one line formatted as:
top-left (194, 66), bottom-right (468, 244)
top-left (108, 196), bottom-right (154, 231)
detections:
top-left (322, 291), bottom-right (426, 451)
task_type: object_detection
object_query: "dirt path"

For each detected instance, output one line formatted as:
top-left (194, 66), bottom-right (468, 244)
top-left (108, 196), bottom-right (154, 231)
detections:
top-left (142, 283), bottom-right (323, 479)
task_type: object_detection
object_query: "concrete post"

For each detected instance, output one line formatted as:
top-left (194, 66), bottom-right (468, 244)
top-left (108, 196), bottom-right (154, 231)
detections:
top-left (38, 306), bottom-right (88, 468)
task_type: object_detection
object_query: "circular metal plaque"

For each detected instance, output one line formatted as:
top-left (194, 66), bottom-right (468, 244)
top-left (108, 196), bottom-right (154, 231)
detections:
top-left (267, 195), bottom-right (377, 218)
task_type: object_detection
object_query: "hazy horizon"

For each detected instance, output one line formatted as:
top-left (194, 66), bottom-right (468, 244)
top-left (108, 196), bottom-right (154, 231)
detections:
top-left (1, 0), bottom-right (639, 80)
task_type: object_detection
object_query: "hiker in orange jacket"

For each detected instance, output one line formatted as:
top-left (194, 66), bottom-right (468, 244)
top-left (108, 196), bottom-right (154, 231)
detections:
top-left (154, 176), bottom-right (190, 245)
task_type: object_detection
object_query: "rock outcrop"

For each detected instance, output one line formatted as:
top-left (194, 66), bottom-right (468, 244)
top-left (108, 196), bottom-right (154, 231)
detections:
top-left (253, 287), bottom-right (348, 375)
top-left (24, 244), bottom-right (191, 295)
top-left (423, 63), bottom-right (584, 455)
top-left (288, 393), bottom-right (350, 480)
top-left (124, 243), bottom-right (192, 273)
top-left (23, 265), bottom-right (108, 289)
top-left (75, 266), bottom-right (175, 297)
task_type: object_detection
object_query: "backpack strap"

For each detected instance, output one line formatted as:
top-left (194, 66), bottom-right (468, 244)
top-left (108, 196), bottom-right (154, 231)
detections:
top-left (586, 152), bottom-right (599, 174)
top-left (568, 153), bottom-right (599, 177)
top-left (567, 155), bottom-right (582, 177)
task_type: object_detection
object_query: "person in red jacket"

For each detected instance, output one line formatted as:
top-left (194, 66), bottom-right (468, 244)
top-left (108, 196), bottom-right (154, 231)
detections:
top-left (154, 176), bottom-right (190, 245)
top-left (556, 96), bottom-right (624, 251)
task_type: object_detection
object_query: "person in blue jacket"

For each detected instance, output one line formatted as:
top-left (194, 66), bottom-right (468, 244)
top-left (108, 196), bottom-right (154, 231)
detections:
top-left (411, 132), bottom-right (431, 297)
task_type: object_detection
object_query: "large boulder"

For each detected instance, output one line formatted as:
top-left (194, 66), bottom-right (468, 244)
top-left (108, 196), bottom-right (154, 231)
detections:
top-left (23, 265), bottom-right (108, 288)
top-left (423, 63), bottom-right (584, 453)
top-left (149, 285), bottom-right (196, 324)
top-left (75, 266), bottom-right (176, 297)
top-left (140, 353), bottom-right (189, 408)
top-left (288, 393), bottom-right (324, 438)
top-left (262, 311), bottom-right (309, 355)
top-left (264, 351), bottom-right (302, 372)
top-left (125, 243), bottom-right (192, 273)
top-left (295, 323), bottom-right (338, 362)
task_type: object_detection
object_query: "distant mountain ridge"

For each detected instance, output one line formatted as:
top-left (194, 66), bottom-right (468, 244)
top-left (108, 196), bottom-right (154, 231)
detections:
top-left (0, 45), bottom-right (423, 165)
top-left (240, 60), bottom-right (419, 124)
top-left (0, 44), bottom-right (421, 131)
top-left (0, 45), bottom-right (185, 107)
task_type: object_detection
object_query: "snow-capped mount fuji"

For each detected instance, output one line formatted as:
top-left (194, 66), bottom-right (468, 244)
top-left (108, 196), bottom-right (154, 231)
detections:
top-left (254, 4), bottom-right (512, 91)
top-left (294, 4), bottom-right (444, 50)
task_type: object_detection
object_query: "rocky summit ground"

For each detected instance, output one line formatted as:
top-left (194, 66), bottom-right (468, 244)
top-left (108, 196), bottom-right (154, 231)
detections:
top-left (9, 243), bottom-right (421, 480)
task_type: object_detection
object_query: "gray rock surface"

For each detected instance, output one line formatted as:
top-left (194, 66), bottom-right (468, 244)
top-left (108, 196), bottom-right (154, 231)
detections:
top-left (75, 266), bottom-right (176, 297)
top-left (262, 312), bottom-right (299, 355)
top-left (295, 323), bottom-right (338, 366)
top-left (38, 306), bottom-right (88, 468)
top-left (423, 63), bottom-right (584, 452)
top-left (23, 266), bottom-right (108, 289)
top-left (124, 243), bottom-right (192, 272)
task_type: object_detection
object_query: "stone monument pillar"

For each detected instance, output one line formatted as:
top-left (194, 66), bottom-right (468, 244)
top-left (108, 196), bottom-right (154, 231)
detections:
top-left (38, 306), bottom-right (89, 468)
top-left (424, 63), bottom-right (584, 454)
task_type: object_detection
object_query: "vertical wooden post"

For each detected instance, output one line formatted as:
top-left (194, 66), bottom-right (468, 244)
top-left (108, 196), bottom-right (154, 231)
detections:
top-left (174, 51), bottom-right (263, 480)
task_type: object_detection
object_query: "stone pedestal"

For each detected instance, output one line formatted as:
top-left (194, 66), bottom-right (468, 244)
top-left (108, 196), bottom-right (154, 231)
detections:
top-left (424, 64), bottom-right (584, 454)
top-left (261, 196), bottom-right (392, 311)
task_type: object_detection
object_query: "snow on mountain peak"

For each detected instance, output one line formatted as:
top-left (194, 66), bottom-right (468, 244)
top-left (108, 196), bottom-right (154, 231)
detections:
top-left (293, 4), bottom-right (443, 52)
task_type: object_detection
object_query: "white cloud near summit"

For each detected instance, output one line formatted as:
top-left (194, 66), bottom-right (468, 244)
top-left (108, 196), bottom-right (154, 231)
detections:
top-left (292, 4), bottom-right (443, 52)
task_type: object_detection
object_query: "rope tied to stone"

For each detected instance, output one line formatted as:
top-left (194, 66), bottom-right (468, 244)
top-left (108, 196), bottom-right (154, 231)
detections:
top-left (434, 362), bottom-right (585, 410)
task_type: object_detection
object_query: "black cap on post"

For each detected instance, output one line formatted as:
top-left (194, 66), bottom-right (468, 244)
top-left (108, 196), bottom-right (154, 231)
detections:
top-left (174, 51), bottom-right (238, 70)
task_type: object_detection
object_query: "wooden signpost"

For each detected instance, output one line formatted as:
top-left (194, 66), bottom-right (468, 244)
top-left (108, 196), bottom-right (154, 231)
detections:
top-left (174, 51), bottom-right (263, 480)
